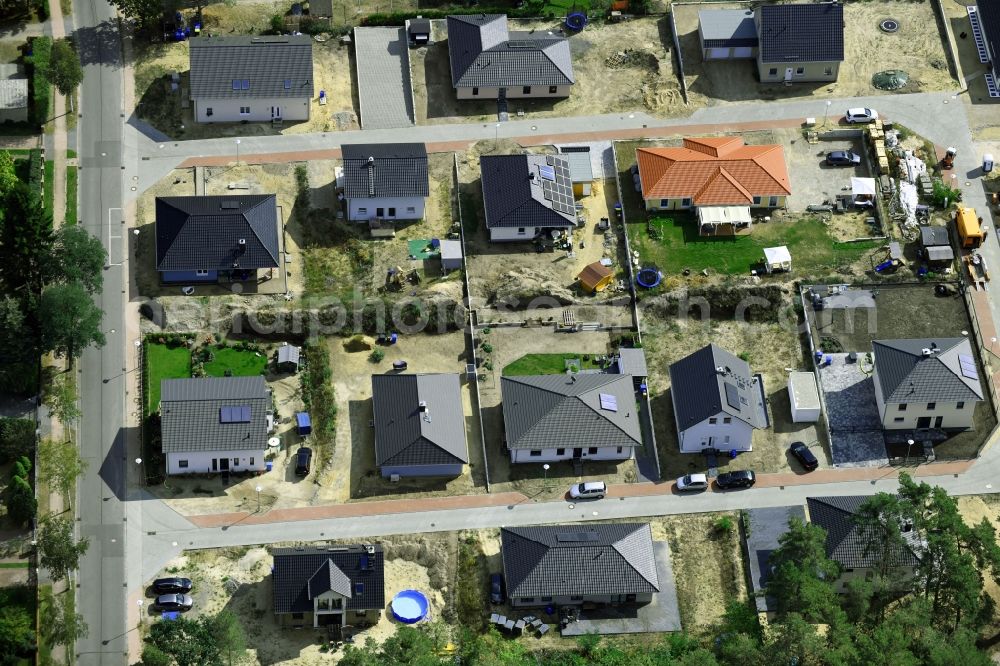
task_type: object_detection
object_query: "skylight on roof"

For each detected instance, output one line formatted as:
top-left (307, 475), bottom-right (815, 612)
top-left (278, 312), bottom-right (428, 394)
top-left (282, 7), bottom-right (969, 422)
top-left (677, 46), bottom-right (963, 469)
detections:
top-left (284, 79), bottom-right (292, 89)
top-left (959, 354), bottom-right (979, 380)
top-left (599, 393), bottom-right (618, 412)
top-left (241, 80), bottom-right (250, 90)
top-left (539, 164), bottom-right (556, 181)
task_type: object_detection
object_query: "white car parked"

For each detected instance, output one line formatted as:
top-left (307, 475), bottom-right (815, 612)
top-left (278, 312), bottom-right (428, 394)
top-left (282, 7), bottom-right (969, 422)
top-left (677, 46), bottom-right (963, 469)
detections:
top-left (845, 107), bottom-right (879, 124)
top-left (569, 481), bottom-right (607, 500)
top-left (675, 473), bottom-right (709, 492)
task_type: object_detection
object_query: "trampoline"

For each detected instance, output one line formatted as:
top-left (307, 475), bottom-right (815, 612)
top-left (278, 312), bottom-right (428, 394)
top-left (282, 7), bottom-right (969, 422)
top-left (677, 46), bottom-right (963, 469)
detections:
top-left (636, 267), bottom-right (663, 288)
top-left (391, 590), bottom-right (429, 624)
top-left (565, 12), bottom-right (588, 31)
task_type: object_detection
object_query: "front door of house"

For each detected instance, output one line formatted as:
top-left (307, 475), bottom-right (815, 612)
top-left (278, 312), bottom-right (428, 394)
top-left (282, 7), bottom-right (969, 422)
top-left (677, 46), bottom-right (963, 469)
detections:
top-left (271, 106), bottom-right (281, 119)
top-left (917, 417), bottom-right (932, 429)
top-left (376, 207), bottom-right (384, 218)
top-left (219, 458), bottom-right (230, 471)
top-left (212, 458), bottom-right (217, 472)
top-left (573, 448), bottom-right (582, 459)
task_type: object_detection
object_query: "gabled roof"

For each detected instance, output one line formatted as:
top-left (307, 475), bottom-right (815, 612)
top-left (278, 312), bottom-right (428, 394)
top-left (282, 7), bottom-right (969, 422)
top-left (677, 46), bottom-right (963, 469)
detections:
top-left (807, 496), bottom-right (921, 569)
top-left (757, 3), bottom-right (844, 64)
top-left (272, 545), bottom-right (384, 614)
top-left (669, 343), bottom-right (768, 430)
top-left (872, 338), bottom-right (984, 404)
top-left (501, 373), bottom-right (641, 450)
top-left (0, 78), bottom-right (27, 110)
top-left (160, 377), bottom-right (270, 454)
top-left (341, 143), bottom-right (429, 199)
top-left (277, 345), bottom-right (300, 366)
top-left (480, 154), bottom-right (576, 229)
top-left (636, 137), bottom-right (790, 205)
top-left (919, 225), bottom-right (950, 248)
top-left (577, 261), bottom-right (613, 290)
top-left (447, 14), bottom-right (574, 88)
top-left (155, 195), bottom-right (280, 272)
top-left (501, 524), bottom-right (659, 598)
top-left (699, 9), bottom-right (759, 48)
top-left (189, 35), bottom-right (313, 100)
top-left (371, 374), bottom-right (469, 468)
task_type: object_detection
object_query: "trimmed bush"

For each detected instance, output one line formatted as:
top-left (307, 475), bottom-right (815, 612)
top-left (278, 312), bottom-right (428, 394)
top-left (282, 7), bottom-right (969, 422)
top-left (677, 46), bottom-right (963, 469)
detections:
top-left (27, 36), bottom-right (52, 127)
top-left (0, 418), bottom-right (35, 465)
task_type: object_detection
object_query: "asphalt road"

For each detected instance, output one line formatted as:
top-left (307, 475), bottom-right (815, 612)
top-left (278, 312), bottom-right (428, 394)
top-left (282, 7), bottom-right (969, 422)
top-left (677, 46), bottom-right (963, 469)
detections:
top-left (74, 0), bottom-right (128, 663)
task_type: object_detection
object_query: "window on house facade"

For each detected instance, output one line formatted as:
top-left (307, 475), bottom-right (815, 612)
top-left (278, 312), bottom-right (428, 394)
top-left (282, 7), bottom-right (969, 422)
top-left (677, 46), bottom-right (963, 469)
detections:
top-left (529, 450), bottom-right (542, 457)
top-left (523, 86), bottom-right (531, 94)
top-left (541, 596), bottom-right (552, 602)
top-left (768, 68), bottom-right (778, 76)
top-left (723, 417), bottom-right (731, 424)
top-left (927, 402), bottom-right (936, 410)
top-left (660, 199), bottom-right (669, 208)
top-left (196, 269), bottom-right (209, 276)
top-left (588, 447), bottom-right (598, 454)
top-left (894, 417), bottom-right (904, 423)
top-left (178, 460), bottom-right (189, 468)
top-left (795, 67), bottom-right (804, 75)
top-left (556, 448), bottom-right (565, 456)
top-left (709, 417), bottom-right (717, 424)
top-left (549, 85), bottom-right (558, 94)
top-left (899, 404), bottom-right (907, 411)
top-left (617, 447), bottom-right (623, 453)
top-left (249, 457), bottom-right (254, 465)
top-left (358, 208), bottom-right (368, 215)
top-left (957, 401), bottom-right (966, 409)
top-left (681, 198), bottom-right (692, 207)
top-left (769, 196), bottom-right (779, 207)
top-left (239, 106), bottom-right (250, 115)
top-left (824, 67), bottom-right (833, 76)
top-left (472, 87), bottom-right (479, 96)
top-left (388, 207), bottom-right (396, 216)
top-left (406, 207), bottom-right (416, 214)
top-left (517, 227), bottom-right (526, 234)
top-left (753, 196), bottom-right (762, 205)
top-left (206, 108), bottom-right (213, 117)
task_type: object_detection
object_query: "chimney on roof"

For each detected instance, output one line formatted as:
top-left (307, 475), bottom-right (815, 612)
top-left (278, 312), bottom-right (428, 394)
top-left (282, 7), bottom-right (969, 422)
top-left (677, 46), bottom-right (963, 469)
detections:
top-left (418, 400), bottom-right (427, 413)
top-left (921, 348), bottom-right (932, 356)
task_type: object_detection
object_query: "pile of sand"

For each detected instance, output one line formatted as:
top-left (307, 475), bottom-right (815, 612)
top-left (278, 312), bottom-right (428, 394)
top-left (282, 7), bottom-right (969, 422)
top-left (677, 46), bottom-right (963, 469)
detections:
top-left (492, 269), bottom-right (575, 308)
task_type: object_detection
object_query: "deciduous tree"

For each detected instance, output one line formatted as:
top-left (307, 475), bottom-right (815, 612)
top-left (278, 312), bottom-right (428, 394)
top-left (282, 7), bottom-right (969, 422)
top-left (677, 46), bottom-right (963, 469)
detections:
top-left (37, 515), bottom-right (89, 582)
top-left (47, 225), bottom-right (106, 294)
top-left (211, 610), bottom-right (246, 666)
top-left (43, 373), bottom-right (81, 424)
top-left (48, 39), bottom-right (83, 103)
top-left (37, 437), bottom-right (87, 507)
top-left (38, 282), bottom-right (106, 366)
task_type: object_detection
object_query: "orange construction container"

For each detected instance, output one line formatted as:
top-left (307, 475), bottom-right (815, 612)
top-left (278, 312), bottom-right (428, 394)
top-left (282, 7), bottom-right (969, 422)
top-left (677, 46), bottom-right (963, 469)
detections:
top-left (956, 207), bottom-right (984, 249)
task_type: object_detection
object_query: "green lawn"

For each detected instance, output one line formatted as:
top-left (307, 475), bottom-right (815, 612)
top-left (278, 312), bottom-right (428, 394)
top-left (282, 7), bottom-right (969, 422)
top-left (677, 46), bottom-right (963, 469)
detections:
top-left (0, 561), bottom-right (30, 568)
top-left (146, 343), bottom-right (192, 413)
top-left (65, 165), bottom-right (77, 225)
top-left (203, 347), bottom-right (268, 378)
top-left (628, 216), bottom-right (882, 277)
top-left (503, 353), bottom-right (603, 376)
top-left (543, 0), bottom-right (590, 13)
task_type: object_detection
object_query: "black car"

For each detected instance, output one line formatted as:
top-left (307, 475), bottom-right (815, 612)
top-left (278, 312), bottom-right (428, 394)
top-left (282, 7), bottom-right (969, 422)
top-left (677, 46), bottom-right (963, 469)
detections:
top-left (490, 573), bottom-right (505, 604)
top-left (152, 577), bottom-right (192, 594)
top-left (826, 150), bottom-right (861, 167)
top-left (715, 470), bottom-right (756, 489)
top-left (789, 442), bottom-right (819, 471)
top-left (295, 447), bottom-right (312, 476)
top-left (154, 594), bottom-right (193, 612)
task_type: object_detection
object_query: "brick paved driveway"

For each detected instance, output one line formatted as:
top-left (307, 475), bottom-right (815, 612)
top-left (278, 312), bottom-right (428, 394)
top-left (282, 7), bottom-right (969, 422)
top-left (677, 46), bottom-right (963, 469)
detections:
top-left (354, 27), bottom-right (415, 130)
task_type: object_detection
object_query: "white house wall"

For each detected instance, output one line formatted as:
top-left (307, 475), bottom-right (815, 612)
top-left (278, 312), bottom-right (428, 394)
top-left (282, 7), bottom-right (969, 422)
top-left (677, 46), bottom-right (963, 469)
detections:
top-left (509, 446), bottom-right (633, 464)
top-left (348, 196), bottom-right (425, 222)
top-left (676, 415), bottom-right (753, 453)
top-left (193, 97), bottom-right (310, 123)
top-left (490, 226), bottom-right (537, 242)
top-left (456, 85), bottom-right (571, 100)
top-left (757, 60), bottom-right (839, 83)
top-left (166, 449), bottom-right (267, 475)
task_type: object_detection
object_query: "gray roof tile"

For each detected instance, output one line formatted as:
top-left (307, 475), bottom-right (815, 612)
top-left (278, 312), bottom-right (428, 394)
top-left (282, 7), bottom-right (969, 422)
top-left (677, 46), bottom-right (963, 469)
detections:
top-left (669, 343), bottom-right (768, 430)
top-left (372, 373), bottom-right (469, 467)
top-left (447, 15), bottom-right (574, 88)
top-left (480, 154), bottom-right (576, 230)
top-left (341, 143), bottom-right (429, 199)
top-left (501, 373), bottom-right (641, 450)
top-left (980, 0), bottom-right (1000, 69)
top-left (155, 195), bottom-right (280, 272)
top-left (501, 523), bottom-right (659, 598)
top-left (757, 3), bottom-right (844, 64)
top-left (160, 376), bottom-right (270, 454)
top-left (873, 338), bottom-right (983, 404)
top-left (272, 545), bottom-right (384, 614)
top-left (189, 35), bottom-right (314, 100)
top-left (807, 496), bottom-right (921, 569)
top-left (919, 225), bottom-right (950, 247)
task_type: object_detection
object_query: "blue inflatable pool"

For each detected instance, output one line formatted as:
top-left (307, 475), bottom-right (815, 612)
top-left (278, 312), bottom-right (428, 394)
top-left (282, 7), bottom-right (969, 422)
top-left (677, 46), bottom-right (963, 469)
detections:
top-left (391, 589), bottom-right (429, 624)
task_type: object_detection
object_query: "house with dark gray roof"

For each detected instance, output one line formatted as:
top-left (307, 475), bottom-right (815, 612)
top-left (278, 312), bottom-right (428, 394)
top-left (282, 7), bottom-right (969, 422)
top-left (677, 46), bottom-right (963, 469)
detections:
top-left (371, 373), bottom-right (469, 478)
top-left (755, 3), bottom-right (844, 83)
top-left (974, 0), bottom-right (1000, 96)
top-left (446, 14), bottom-right (574, 100)
top-left (272, 544), bottom-right (385, 628)
top-left (341, 143), bottom-right (429, 226)
top-left (188, 35), bottom-right (314, 123)
top-left (159, 376), bottom-right (271, 475)
top-left (155, 195), bottom-right (280, 284)
top-left (668, 343), bottom-right (769, 453)
top-left (501, 373), bottom-right (641, 464)
top-left (480, 154), bottom-right (576, 242)
top-left (807, 496), bottom-right (921, 592)
top-left (698, 9), bottom-right (758, 61)
top-left (501, 523), bottom-right (659, 608)
top-left (872, 338), bottom-right (983, 431)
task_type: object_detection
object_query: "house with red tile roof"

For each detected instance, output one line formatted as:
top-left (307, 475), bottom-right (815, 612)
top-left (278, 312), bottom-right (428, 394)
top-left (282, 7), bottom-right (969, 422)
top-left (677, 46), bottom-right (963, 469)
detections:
top-left (635, 136), bottom-right (791, 235)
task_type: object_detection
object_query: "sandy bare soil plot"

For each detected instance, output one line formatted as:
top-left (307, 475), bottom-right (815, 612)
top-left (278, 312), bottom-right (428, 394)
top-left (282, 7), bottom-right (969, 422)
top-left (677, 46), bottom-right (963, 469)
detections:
top-left (133, 4), bottom-right (359, 140)
top-left (411, 17), bottom-right (686, 126)
top-left (673, 1), bottom-right (956, 108)
top-left (318, 330), bottom-right (486, 504)
top-left (150, 535), bottom-right (454, 664)
top-left (640, 314), bottom-right (824, 479)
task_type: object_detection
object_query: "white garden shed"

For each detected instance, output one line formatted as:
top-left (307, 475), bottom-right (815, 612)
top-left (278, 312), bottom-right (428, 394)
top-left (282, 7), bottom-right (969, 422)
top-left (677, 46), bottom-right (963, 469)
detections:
top-left (787, 371), bottom-right (821, 423)
top-left (764, 245), bottom-right (791, 273)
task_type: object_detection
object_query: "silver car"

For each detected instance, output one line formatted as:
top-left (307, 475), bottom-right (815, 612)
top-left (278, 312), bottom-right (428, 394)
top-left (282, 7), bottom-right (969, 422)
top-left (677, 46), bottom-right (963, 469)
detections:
top-left (569, 481), bottom-right (607, 500)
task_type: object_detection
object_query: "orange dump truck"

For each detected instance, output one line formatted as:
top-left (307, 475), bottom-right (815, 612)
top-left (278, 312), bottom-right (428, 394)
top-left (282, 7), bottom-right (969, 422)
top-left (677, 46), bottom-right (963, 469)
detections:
top-left (956, 207), bottom-right (984, 249)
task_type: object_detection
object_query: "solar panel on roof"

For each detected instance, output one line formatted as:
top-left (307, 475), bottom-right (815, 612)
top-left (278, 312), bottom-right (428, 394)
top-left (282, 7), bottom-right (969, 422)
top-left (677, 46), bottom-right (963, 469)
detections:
top-left (220, 201), bottom-right (240, 209)
top-left (507, 39), bottom-right (537, 49)
top-left (539, 165), bottom-right (555, 181)
top-left (959, 354), bottom-right (979, 380)
top-left (599, 393), bottom-right (618, 412)
top-left (556, 532), bottom-right (600, 542)
top-left (545, 155), bottom-right (554, 165)
top-left (220, 405), bottom-right (251, 423)
top-left (724, 382), bottom-right (741, 410)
